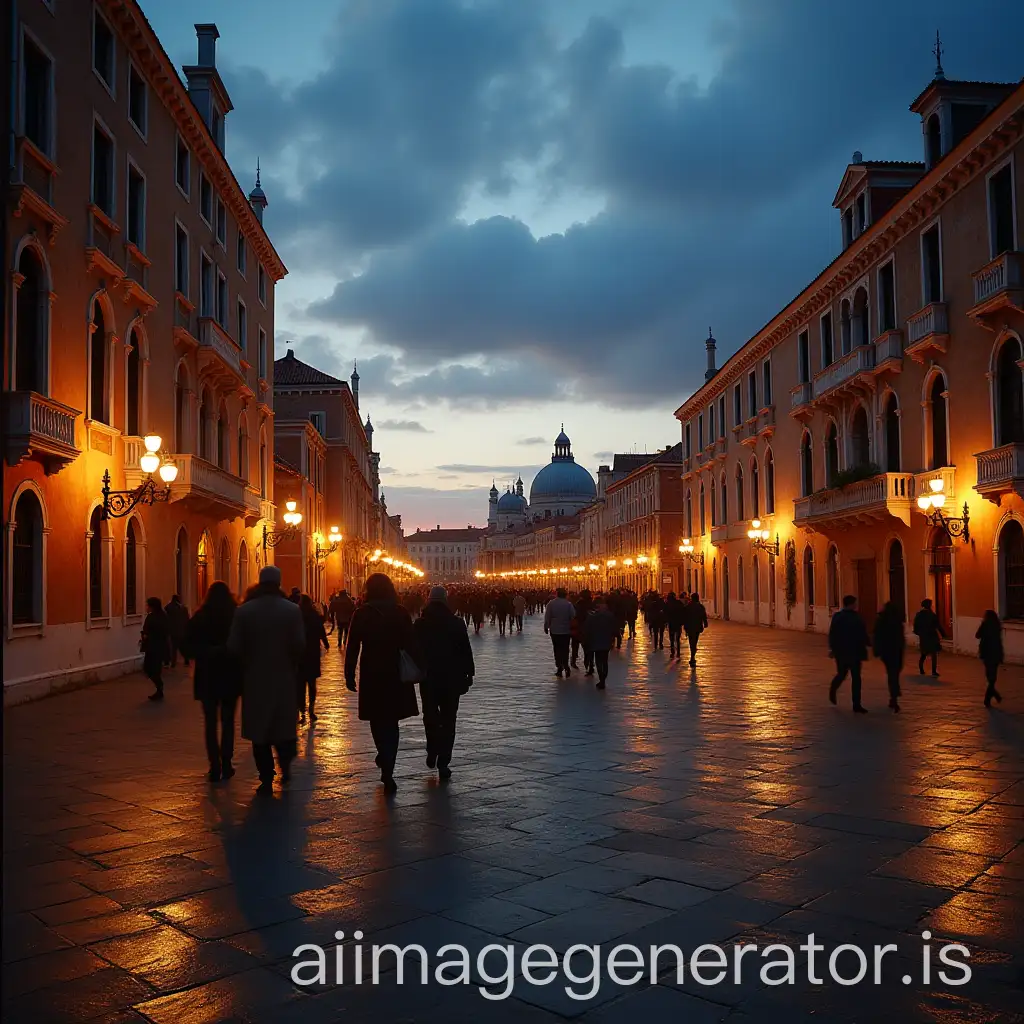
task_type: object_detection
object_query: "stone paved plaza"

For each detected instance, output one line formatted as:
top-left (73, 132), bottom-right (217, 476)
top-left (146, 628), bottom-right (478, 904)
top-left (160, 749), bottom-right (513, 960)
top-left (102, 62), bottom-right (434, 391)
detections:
top-left (4, 616), bottom-right (1024, 1023)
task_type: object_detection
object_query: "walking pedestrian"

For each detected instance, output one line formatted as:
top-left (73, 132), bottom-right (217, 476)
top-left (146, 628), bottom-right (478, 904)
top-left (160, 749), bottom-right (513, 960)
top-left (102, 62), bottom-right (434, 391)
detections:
top-left (413, 586), bottom-right (474, 781)
top-left (330, 590), bottom-right (356, 648)
top-left (584, 597), bottom-right (617, 689)
top-left (140, 597), bottom-right (170, 700)
top-left (681, 592), bottom-right (709, 667)
top-left (872, 600), bottom-right (905, 713)
top-left (164, 594), bottom-right (190, 668)
top-left (665, 592), bottom-right (685, 658)
top-left (298, 594), bottom-right (329, 723)
top-left (185, 581), bottom-right (242, 779)
top-left (227, 565), bottom-right (305, 794)
top-left (828, 594), bottom-right (870, 713)
top-left (513, 592), bottom-right (526, 633)
top-left (574, 589), bottom-right (595, 675)
top-left (912, 598), bottom-right (944, 676)
top-left (543, 587), bottom-right (575, 677)
top-left (647, 591), bottom-right (666, 650)
top-left (345, 573), bottom-right (422, 794)
top-left (976, 609), bottom-right (1004, 708)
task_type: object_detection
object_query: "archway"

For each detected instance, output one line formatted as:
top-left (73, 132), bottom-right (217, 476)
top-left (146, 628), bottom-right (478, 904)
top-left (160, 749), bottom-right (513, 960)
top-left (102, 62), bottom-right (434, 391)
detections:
top-left (999, 519), bottom-right (1024, 621)
top-left (825, 421), bottom-right (840, 486)
top-left (197, 530), bottom-right (212, 600)
top-left (11, 488), bottom-right (44, 624)
top-left (928, 526), bottom-right (953, 636)
top-left (850, 405), bottom-right (870, 470)
top-left (888, 539), bottom-right (906, 620)
top-left (722, 556), bottom-right (730, 620)
top-left (996, 335), bottom-right (1024, 446)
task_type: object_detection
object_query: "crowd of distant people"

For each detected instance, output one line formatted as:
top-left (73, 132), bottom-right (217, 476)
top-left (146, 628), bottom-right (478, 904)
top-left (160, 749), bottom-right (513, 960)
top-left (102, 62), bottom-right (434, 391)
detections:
top-left (135, 571), bottom-right (1010, 796)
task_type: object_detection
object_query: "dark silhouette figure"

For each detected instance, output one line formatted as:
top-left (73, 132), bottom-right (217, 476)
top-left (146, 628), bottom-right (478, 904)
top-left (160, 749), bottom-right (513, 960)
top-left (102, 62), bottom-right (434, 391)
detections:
top-left (584, 598), bottom-right (617, 689)
top-left (544, 588), bottom-right (575, 677)
top-left (574, 590), bottom-right (594, 675)
top-left (164, 594), bottom-right (190, 667)
top-left (413, 586), bottom-right (475, 780)
top-left (829, 594), bottom-right (870, 712)
top-left (345, 572), bottom-right (422, 793)
top-left (912, 598), bottom-right (945, 676)
top-left (185, 581), bottom-right (242, 779)
top-left (872, 600), bottom-right (905, 713)
top-left (976, 609), bottom-right (1004, 707)
top-left (330, 590), bottom-right (355, 648)
top-left (298, 594), bottom-right (329, 722)
top-left (141, 597), bottom-right (170, 700)
top-left (681, 593), bottom-right (709, 667)
top-left (647, 592), bottom-right (666, 649)
top-left (665, 592), bottom-right (686, 657)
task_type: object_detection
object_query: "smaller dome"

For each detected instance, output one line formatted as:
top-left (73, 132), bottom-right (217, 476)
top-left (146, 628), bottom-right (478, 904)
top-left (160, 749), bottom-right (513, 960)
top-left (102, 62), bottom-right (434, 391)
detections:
top-left (496, 490), bottom-right (527, 513)
top-left (489, 482), bottom-right (499, 497)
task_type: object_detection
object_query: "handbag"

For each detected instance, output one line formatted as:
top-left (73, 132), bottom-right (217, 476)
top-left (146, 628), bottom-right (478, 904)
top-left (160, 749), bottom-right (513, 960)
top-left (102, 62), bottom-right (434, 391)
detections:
top-left (399, 648), bottom-right (423, 684)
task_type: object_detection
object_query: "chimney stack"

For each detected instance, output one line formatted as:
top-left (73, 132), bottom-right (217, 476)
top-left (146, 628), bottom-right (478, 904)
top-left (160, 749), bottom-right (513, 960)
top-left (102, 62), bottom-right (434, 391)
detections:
top-left (704, 327), bottom-right (718, 383)
top-left (195, 23), bottom-right (219, 67)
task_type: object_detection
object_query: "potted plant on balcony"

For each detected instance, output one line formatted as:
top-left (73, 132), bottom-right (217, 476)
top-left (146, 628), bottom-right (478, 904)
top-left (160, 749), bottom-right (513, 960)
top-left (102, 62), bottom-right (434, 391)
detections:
top-left (827, 462), bottom-right (881, 491)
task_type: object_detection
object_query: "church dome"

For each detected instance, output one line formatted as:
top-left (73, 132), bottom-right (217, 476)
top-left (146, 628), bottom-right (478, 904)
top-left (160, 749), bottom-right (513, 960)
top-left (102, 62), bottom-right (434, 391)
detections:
top-left (529, 460), bottom-right (596, 503)
top-left (496, 490), bottom-right (527, 513)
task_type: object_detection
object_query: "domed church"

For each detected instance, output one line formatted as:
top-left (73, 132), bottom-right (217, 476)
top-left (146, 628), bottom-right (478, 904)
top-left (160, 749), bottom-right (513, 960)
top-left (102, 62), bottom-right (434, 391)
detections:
top-left (487, 427), bottom-right (597, 529)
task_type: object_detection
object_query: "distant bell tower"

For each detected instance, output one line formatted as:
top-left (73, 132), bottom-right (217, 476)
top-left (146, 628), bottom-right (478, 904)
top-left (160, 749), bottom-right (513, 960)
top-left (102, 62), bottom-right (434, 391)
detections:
top-left (705, 327), bottom-right (718, 382)
top-left (248, 160), bottom-right (267, 224)
top-left (351, 361), bottom-right (360, 410)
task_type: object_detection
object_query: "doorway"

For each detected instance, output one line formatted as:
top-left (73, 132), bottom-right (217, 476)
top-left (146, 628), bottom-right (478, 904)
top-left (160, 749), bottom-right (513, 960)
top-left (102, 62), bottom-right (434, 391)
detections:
top-left (722, 557), bottom-right (730, 621)
top-left (855, 558), bottom-right (879, 629)
top-left (929, 528), bottom-right (953, 636)
top-left (768, 556), bottom-right (776, 626)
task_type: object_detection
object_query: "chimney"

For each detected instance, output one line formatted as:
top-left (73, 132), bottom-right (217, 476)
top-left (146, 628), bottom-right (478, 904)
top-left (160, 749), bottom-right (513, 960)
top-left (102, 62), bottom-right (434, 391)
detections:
top-left (195, 24), bottom-right (219, 67)
top-left (704, 327), bottom-right (718, 383)
top-left (183, 24), bottom-right (232, 147)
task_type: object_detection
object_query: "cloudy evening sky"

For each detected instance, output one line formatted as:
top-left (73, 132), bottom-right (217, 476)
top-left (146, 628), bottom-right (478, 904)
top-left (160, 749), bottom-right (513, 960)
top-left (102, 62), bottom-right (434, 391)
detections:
top-left (148, 0), bottom-right (1023, 531)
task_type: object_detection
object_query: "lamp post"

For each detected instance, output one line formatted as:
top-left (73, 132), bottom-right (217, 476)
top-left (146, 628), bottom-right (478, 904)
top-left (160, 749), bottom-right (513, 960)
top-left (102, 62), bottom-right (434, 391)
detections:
top-left (917, 478), bottom-right (970, 543)
top-left (678, 538), bottom-right (705, 566)
top-left (263, 500), bottom-right (303, 556)
top-left (100, 434), bottom-right (178, 519)
top-left (746, 519), bottom-right (780, 556)
top-left (313, 525), bottom-right (342, 562)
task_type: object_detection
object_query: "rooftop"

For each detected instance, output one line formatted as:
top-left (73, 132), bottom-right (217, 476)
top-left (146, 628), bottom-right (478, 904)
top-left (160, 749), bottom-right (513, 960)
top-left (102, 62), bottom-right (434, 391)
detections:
top-left (408, 527), bottom-right (489, 543)
top-left (274, 349), bottom-right (345, 388)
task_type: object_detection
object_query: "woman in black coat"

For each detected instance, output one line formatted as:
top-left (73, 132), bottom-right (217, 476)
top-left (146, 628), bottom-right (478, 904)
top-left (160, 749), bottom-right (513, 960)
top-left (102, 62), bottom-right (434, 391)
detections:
top-left (872, 601), bottom-right (906, 713)
top-left (976, 610), bottom-right (1004, 707)
top-left (345, 573), bottom-right (421, 793)
top-left (298, 594), bottom-right (329, 723)
top-left (185, 581), bottom-right (242, 780)
top-left (140, 597), bottom-right (170, 701)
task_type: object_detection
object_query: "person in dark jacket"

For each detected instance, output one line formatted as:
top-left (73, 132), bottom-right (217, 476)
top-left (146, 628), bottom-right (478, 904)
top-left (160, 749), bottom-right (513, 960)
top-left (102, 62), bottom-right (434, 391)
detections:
top-left (681, 593), bottom-right (709, 667)
top-left (574, 590), bottom-right (595, 674)
top-left (665, 592), bottom-right (686, 658)
top-left (141, 597), bottom-right (170, 700)
top-left (872, 600), bottom-right (905, 713)
top-left (647, 592), bottom-right (666, 650)
top-left (329, 590), bottom-right (356, 648)
top-left (976, 610), bottom-right (1004, 707)
top-left (163, 594), bottom-right (190, 668)
top-left (345, 573), bottom-right (422, 793)
top-left (413, 586), bottom-right (474, 780)
top-left (912, 598), bottom-right (945, 676)
top-left (584, 598), bottom-right (617, 689)
top-left (829, 594), bottom-right (870, 712)
top-left (185, 581), bottom-right (242, 779)
top-left (298, 594), bottom-right (329, 723)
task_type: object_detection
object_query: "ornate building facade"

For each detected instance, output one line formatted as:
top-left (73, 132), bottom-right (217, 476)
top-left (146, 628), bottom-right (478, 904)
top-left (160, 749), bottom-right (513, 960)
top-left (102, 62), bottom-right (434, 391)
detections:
top-left (4, 5), bottom-right (286, 701)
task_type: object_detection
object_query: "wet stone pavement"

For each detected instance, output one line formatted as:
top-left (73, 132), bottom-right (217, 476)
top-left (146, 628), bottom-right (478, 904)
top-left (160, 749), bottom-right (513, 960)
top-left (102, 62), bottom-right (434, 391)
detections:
top-left (4, 615), bottom-right (1024, 1023)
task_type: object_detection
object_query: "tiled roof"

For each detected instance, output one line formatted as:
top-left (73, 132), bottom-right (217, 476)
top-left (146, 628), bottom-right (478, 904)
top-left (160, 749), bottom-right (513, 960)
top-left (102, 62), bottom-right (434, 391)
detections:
top-left (407, 528), bottom-right (488, 543)
top-left (611, 454), bottom-right (652, 473)
top-left (274, 349), bottom-right (344, 388)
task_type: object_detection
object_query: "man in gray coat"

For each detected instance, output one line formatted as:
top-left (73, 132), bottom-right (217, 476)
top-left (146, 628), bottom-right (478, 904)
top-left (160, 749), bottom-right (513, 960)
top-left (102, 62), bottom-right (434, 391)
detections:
top-left (228, 565), bottom-right (305, 792)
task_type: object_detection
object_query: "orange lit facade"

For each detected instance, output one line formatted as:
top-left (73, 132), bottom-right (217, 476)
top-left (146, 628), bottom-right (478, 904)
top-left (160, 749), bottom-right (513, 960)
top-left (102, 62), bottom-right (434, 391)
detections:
top-left (674, 75), bottom-right (1024, 656)
top-left (4, 3), bottom-right (286, 700)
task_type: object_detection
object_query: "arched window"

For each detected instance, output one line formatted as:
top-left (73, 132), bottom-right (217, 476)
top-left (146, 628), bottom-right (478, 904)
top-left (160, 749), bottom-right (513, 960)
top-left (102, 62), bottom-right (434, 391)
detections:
top-left (800, 433), bottom-right (814, 497)
top-left (928, 372), bottom-right (949, 470)
top-left (126, 328), bottom-right (141, 436)
top-left (712, 557), bottom-right (718, 612)
top-left (174, 363), bottom-right (190, 454)
top-left (710, 479), bottom-right (717, 528)
top-left (699, 482), bottom-right (706, 534)
top-left (1001, 519), bottom-right (1024, 620)
top-left (218, 537), bottom-right (230, 582)
top-left (851, 405), bottom-right (870, 470)
top-left (15, 245), bottom-right (48, 394)
top-left (88, 506), bottom-right (105, 618)
top-left (89, 299), bottom-right (110, 424)
top-left (765, 449), bottom-right (775, 514)
top-left (685, 489), bottom-right (693, 537)
top-left (217, 401), bottom-right (229, 470)
top-left (735, 464), bottom-right (745, 521)
top-left (125, 517), bottom-right (139, 616)
top-left (720, 472), bottom-right (728, 524)
top-left (839, 298), bottom-right (852, 355)
top-left (804, 545), bottom-right (816, 608)
top-left (884, 393), bottom-right (900, 472)
top-left (198, 387), bottom-right (212, 461)
top-left (750, 460), bottom-right (759, 519)
top-left (237, 414), bottom-right (249, 479)
top-left (11, 489), bottom-right (44, 624)
top-left (175, 526), bottom-right (188, 602)
top-left (197, 531), bottom-right (211, 600)
top-left (888, 539), bottom-right (906, 619)
top-left (238, 539), bottom-right (249, 594)
top-left (996, 336), bottom-right (1024, 446)
top-left (825, 421), bottom-right (840, 486)
top-left (826, 544), bottom-right (840, 610)
top-left (852, 287), bottom-right (869, 349)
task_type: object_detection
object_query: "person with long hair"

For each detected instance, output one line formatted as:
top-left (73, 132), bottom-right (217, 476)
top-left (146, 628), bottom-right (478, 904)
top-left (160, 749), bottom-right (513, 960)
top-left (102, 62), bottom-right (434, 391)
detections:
top-left (185, 581), bottom-right (242, 780)
top-left (140, 597), bottom-right (170, 700)
top-left (345, 572), bottom-right (422, 793)
top-left (298, 593), bottom-right (329, 723)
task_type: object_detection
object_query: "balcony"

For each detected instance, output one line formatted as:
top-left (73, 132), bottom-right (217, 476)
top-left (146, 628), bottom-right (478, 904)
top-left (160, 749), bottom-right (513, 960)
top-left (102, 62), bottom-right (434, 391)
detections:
top-left (170, 455), bottom-right (253, 520)
top-left (120, 243), bottom-right (157, 315)
top-left (10, 136), bottom-right (68, 246)
top-left (794, 471), bottom-right (915, 530)
top-left (789, 381), bottom-right (812, 419)
top-left (811, 344), bottom-right (876, 403)
top-left (905, 302), bottom-right (949, 363)
top-left (872, 329), bottom-right (904, 375)
top-left (739, 416), bottom-right (759, 448)
top-left (757, 405), bottom-right (776, 438)
top-left (196, 317), bottom-right (252, 395)
top-left (975, 443), bottom-right (1024, 504)
top-left (3, 391), bottom-right (80, 474)
top-left (85, 205), bottom-right (123, 282)
top-left (710, 524), bottom-right (729, 546)
top-left (969, 252), bottom-right (1024, 323)
top-left (713, 437), bottom-right (728, 461)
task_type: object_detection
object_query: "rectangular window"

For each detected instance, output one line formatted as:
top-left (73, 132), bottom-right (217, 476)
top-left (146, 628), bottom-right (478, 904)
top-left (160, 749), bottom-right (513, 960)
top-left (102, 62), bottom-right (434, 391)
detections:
top-left (921, 224), bottom-right (942, 304)
top-left (127, 63), bottom-right (147, 136)
top-left (708, 404), bottom-right (715, 444)
top-left (22, 35), bottom-right (53, 156)
top-left (258, 328), bottom-right (267, 378)
top-left (200, 253), bottom-right (213, 317)
top-left (175, 224), bottom-right (189, 295)
top-left (684, 422), bottom-right (691, 459)
top-left (175, 136), bottom-right (190, 196)
top-left (747, 371), bottom-right (757, 418)
top-left (310, 411), bottom-right (326, 435)
top-left (93, 11), bottom-right (115, 90)
top-left (236, 231), bottom-right (246, 275)
top-left (216, 199), bottom-right (226, 246)
top-left (762, 360), bottom-right (772, 407)
top-left (258, 264), bottom-right (267, 305)
top-left (878, 261), bottom-right (896, 332)
top-left (199, 173), bottom-right (212, 224)
top-left (216, 271), bottom-right (228, 325)
top-left (989, 163), bottom-right (1016, 258)
top-left (718, 396), bottom-right (726, 439)
top-left (697, 413), bottom-right (704, 450)
top-left (733, 384), bottom-right (741, 427)
top-left (126, 163), bottom-right (145, 249)
top-left (821, 312), bottom-right (834, 367)
top-left (236, 299), bottom-right (247, 347)
top-left (91, 122), bottom-right (114, 215)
